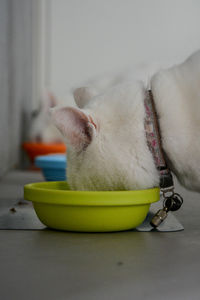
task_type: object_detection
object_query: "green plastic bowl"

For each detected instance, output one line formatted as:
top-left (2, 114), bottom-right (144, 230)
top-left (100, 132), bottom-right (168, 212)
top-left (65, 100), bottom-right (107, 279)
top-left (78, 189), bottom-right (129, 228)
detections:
top-left (24, 181), bottom-right (160, 232)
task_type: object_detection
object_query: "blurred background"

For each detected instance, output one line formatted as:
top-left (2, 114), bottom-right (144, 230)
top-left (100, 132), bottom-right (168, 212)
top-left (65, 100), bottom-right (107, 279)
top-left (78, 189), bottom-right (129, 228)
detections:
top-left (0, 0), bottom-right (200, 177)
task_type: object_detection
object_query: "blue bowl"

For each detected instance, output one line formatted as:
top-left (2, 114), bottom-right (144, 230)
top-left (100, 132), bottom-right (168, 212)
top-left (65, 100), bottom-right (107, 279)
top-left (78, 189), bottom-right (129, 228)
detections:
top-left (35, 154), bottom-right (67, 181)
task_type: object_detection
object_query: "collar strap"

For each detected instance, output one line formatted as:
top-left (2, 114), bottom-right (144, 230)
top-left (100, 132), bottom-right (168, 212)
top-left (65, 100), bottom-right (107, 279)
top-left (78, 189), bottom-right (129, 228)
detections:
top-left (144, 90), bottom-right (184, 228)
top-left (144, 90), bottom-right (174, 190)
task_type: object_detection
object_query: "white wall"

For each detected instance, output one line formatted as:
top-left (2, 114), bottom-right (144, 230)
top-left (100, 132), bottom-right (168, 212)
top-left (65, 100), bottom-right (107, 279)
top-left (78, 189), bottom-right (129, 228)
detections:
top-left (0, 0), bottom-right (11, 176)
top-left (42, 0), bottom-right (200, 104)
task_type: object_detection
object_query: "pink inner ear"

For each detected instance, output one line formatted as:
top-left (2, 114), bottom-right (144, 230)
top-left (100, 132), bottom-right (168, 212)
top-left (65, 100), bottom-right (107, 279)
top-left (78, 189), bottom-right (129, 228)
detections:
top-left (88, 115), bottom-right (97, 129)
top-left (52, 107), bottom-right (96, 150)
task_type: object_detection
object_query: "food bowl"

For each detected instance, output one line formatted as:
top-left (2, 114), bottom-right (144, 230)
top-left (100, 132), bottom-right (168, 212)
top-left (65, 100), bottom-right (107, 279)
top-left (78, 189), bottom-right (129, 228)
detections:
top-left (24, 181), bottom-right (160, 232)
top-left (35, 154), bottom-right (67, 181)
top-left (22, 142), bottom-right (66, 164)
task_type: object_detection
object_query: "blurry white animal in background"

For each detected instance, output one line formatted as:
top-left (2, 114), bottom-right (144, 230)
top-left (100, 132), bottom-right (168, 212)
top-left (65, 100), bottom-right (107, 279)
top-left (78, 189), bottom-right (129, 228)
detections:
top-left (51, 50), bottom-right (200, 192)
top-left (29, 92), bottom-right (64, 143)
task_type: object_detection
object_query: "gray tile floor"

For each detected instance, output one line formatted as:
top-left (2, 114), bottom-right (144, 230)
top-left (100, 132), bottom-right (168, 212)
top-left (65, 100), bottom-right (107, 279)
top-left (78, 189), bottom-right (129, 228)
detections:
top-left (0, 170), bottom-right (200, 300)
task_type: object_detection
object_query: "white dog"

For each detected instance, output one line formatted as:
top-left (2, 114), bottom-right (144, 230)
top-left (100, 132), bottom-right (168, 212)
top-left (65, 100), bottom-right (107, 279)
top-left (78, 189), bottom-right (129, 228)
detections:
top-left (29, 92), bottom-right (63, 143)
top-left (51, 50), bottom-right (200, 192)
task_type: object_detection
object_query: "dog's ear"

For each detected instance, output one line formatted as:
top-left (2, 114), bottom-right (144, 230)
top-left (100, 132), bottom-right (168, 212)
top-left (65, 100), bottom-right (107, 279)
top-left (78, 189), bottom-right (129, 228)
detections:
top-left (73, 87), bottom-right (98, 108)
top-left (51, 106), bottom-right (97, 151)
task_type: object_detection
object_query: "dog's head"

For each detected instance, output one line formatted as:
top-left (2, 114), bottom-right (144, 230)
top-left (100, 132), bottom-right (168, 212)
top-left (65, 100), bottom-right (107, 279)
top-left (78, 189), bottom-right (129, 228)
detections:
top-left (29, 92), bottom-right (63, 143)
top-left (51, 82), bottom-right (159, 190)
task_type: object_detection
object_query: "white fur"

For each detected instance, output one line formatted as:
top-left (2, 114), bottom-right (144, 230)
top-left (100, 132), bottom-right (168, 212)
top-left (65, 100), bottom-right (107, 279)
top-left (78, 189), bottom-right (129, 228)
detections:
top-left (30, 62), bottom-right (161, 143)
top-left (151, 50), bottom-right (200, 191)
top-left (51, 50), bottom-right (200, 192)
top-left (52, 82), bottom-right (159, 190)
top-left (72, 61), bottom-right (163, 103)
top-left (29, 92), bottom-right (66, 143)
top-left (29, 108), bottom-right (63, 143)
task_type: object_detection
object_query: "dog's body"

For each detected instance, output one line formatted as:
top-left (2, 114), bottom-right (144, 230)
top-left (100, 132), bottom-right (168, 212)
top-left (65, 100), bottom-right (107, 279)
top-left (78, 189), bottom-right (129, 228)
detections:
top-left (51, 50), bottom-right (200, 192)
top-left (151, 50), bottom-right (200, 191)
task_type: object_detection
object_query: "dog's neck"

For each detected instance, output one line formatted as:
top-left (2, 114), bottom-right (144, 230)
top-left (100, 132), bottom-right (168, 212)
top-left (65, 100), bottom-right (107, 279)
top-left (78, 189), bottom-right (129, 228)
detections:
top-left (149, 51), bottom-right (200, 192)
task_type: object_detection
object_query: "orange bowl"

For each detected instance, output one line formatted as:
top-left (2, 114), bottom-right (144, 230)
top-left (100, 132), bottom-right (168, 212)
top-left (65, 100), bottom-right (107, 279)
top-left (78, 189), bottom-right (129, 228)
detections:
top-left (22, 142), bottom-right (66, 164)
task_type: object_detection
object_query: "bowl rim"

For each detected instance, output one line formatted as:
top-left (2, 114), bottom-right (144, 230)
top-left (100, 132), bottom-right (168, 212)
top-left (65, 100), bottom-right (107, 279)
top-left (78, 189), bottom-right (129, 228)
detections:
top-left (24, 181), bottom-right (160, 207)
